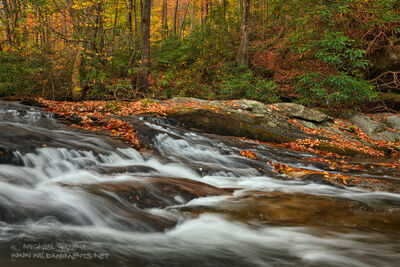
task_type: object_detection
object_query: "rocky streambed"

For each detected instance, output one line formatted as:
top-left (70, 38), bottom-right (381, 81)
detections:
top-left (0, 99), bottom-right (400, 266)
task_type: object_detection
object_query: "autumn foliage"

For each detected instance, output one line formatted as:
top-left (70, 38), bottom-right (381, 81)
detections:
top-left (1, 0), bottom-right (399, 110)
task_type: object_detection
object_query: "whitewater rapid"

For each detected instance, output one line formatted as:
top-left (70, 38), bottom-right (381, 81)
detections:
top-left (0, 102), bottom-right (399, 267)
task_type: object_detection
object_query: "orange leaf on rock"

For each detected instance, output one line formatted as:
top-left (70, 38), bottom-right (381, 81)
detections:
top-left (240, 150), bottom-right (258, 159)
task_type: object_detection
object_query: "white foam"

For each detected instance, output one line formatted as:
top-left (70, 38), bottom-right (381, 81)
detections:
top-left (1, 214), bottom-right (397, 266)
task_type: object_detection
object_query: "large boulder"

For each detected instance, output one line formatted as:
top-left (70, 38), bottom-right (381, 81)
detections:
top-left (166, 106), bottom-right (312, 143)
top-left (349, 113), bottom-right (400, 142)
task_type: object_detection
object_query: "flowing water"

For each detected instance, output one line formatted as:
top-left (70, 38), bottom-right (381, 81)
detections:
top-left (0, 102), bottom-right (399, 267)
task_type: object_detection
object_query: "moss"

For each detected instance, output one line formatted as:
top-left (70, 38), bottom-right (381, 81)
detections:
top-left (141, 98), bottom-right (157, 105)
top-left (315, 143), bottom-right (370, 157)
top-left (348, 125), bottom-right (356, 133)
top-left (105, 101), bottom-right (128, 113)
top-left (372, 125), bottom-right (386, 134)
top-left (244, 125), bottom-right (293, 143)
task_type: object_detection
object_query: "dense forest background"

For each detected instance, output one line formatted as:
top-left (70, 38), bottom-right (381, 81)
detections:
top-left (0, 0), bottom-right (399, 110)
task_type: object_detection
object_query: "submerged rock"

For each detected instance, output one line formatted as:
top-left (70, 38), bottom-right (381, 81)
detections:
top-left (80, 177), bottom-right (229, 209)
top-left (180, 191), bottom-right (400, 232)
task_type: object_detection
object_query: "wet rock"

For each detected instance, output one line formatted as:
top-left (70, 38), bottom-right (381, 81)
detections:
top-left (67, 113), bottom-right (83, 124)
top-left (0, 122), bottom-right (112, 159)
top-left (81, 177), bottom-right (229, 209)
top-left (184, 191), bottom-right (400, 232)
top-left (20, 98), bottom-right (45, 107)
top-left (94, 165), bottom-right (158, 175)
top-left (269, 103), bottom-right (332, 123)
top-left (0, 147), bottom-right (14, 164)
top-left (0, 193), bottom-right (175, 232)
top-left (0, 122), bottom-right (55, 153)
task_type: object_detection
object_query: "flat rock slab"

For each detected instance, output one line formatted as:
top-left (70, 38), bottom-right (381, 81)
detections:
top-left (166, 107), bottom-right (312, 143)
top-left (80, 177), bottom-right (229, 209)
top-left (269, 103), bottom-right (332, 123)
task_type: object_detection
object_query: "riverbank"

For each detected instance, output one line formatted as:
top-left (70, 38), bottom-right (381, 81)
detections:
top-left (14, 97), bottom-right (398, 193)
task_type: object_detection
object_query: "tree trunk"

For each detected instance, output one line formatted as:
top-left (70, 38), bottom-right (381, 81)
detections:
top-left (223, 0), bottom-right (227, 24)
top-left (190, 0), bottom-right (195, 31)
top-left (179, 0), bottom-right (190, 37)
top-left (161, 0), bottom-right (168, 36)
top-left (134, 0), bottom-right (138, 41)
top-left (266, 0), bottom-right (269, 28)
top-left (137, 0), bottom-right (151, 94)
top-left (71, 43), bottom-right (83, 100)
top-left (173, 0), bottom-right (179, 35)
top-left (200, 0), bottom-right (204, 25)
top-left (238, 0), bottom-right (250, 66)
top-left (2, 0), bottom-right (14, 48)
top-left (126, 0), bottom-right (134, 41)
top-left (204, 0), bottom-right (208, 24)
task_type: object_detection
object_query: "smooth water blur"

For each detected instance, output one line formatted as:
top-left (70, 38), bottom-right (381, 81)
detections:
top-left (0, 102), bottom-right (399, 267)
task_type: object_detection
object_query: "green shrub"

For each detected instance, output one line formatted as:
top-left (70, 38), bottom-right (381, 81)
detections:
top-left (296, 72), bottom-right (376, 107)
top-left (245, 80), bottom-right (281, 103)
top-left (312, 32), bottom-right (369, 73)
top-left (0, 52), bottom-right (43, 97)
top-left (0, 51), bottom-right (72, 99)
top-left (219, 71), bottom-right (254, 99)
top-left (293, 31), bottom-right (375, 107)
top-left (219, 70), bottom-right (280, 103)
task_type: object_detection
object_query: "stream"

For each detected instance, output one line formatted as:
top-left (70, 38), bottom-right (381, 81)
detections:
top-left (0, 102), bottom-right (399, 266)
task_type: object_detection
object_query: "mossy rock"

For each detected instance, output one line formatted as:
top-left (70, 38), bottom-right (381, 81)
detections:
top-left (166, 108), bottom-right (310, 143)
top-left (315, 143), bottom-right (370, 157)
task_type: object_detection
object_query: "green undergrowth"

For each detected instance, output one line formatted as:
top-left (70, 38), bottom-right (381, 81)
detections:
top-left (1, 0), bottom-right (399, 110)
